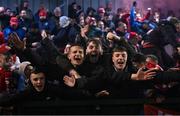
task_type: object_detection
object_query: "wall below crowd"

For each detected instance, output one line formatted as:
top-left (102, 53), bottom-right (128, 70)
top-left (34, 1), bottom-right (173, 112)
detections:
top-left (1, 98), bottom-right (180, 115)
top-left (0, 0), bottom-right (180, 17)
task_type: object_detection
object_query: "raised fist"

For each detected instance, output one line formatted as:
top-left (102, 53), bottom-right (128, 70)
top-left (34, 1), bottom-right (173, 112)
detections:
top-left (133, 1), bottom-right (137, 7)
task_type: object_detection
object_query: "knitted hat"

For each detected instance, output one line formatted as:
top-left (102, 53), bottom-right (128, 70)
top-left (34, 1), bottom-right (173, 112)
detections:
top-left (59, 16), bottom-right (70, 28)
top-left (129, 32), bottom-right (138, 39)
top-left (39, 9), bottom-right (47, 17)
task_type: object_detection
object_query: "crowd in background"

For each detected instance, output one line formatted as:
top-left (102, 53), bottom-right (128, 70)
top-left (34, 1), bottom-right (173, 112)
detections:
top-left (0, 0), bottom-right (180, 110)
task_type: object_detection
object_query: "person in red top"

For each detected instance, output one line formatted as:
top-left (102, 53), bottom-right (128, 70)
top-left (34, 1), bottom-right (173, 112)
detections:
top-left (0, 32), bottom-right (5, 45)
top-left (0, 54), bottom-right (12, 93)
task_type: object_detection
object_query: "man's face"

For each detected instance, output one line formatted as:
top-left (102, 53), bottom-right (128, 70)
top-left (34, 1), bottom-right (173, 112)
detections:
top-left (68, 46), bottom-right (84, 67)
top-left (98, 21), bottom-right (104, 29)
top-left (145, 57), bottom-right (157, 69)
top-left (20, 10), bottom-right (27, 18)
top-left (86, 41), bottom-right (101, 63)
top-left (175, 23), bottom-right (180, 33)
top-left (79, 17), bottom-right (85, 26)
top-left (107, 2), bottom-right (113, 9)
top-left (54, 8), bottom-right (61, 17)
top-left (146, 58), bottom-right (157, 65)
top-left (23, 1), bottom-right (29, 8)
top-left (112, 51), bottom-right (128, 71)
top-left (30, 72), bottom-right (45, 92)
top-left (117, 22), bottom-right (127, 33)
top-left (86, 41), bottom-right (101, 56)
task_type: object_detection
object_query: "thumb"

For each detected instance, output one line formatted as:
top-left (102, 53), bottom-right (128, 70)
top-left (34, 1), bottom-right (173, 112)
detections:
top-left (137, 67), bottom-right (145, 73)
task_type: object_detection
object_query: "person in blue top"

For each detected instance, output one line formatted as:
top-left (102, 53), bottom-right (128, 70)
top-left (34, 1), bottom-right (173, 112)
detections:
top-left (3, 16), bottom-right (25, 42)
top-left (36, 9), bottom-right (55, 34)
top-left (130, 1), bottom-right (157, 38)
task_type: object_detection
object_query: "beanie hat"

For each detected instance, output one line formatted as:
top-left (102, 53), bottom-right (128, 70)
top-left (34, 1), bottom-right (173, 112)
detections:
top-left (39, 9), bottom-right (47, 17)
top-left (129, 32), bottom-right (138, 39)
top-left (59, 16), bottom-right (70, 28)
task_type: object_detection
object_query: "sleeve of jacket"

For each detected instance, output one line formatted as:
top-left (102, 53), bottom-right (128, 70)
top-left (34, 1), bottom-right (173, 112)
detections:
top-left (41, 38), bottom-right (74, 72)
top-left (21, 47), bottom-right (47, 65)
top-left (3, 28), bottom-right (11, 42)
top-left (75, 67), bottom-right (106, 90)
top-left (113, 71), bottom-right (132, 81)
top-left (130, 6), bottom-right (136, 26)
top-left (141, 11), bottom-right (150, 22)
top-left (154, 70), bottom-right (180, 83)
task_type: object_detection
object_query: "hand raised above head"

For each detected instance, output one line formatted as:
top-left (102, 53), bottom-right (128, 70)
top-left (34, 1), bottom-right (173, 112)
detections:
top-left (133, 1), bottom-right (137, 7)
top-left (8, 32), bottom-right (25, 51)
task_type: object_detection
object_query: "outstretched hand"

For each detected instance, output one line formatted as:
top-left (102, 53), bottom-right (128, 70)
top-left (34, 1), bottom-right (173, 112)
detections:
top-left (133, 1), bottom-right (137, 7)
top-left (69, 69), bottom-right (81, 79)
top-left (8, 32), bottom-right (25, 51)
top-left (132, 67), bottom-right (157, 80)
top-left (41, 30), bottom-right (48, 39)
top-left (80, 25), bottom-right (89, 38)
top-left (63, 75), bottom-right (76, 87)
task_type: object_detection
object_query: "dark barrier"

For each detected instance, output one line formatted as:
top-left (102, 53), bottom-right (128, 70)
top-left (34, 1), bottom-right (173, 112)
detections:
top-left (11, 98), bottom-right (180, 115)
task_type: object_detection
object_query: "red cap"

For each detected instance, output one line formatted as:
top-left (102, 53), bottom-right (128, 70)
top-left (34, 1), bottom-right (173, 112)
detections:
top-left (10, 17), bottom-right (19, 25)
top-left (129, 32), bottom-right (138, 39)
top-left (39, 9), bottom-right (47, 17)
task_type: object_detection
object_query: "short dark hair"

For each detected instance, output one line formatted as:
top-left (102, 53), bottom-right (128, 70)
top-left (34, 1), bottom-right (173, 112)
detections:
top-left (86, 39), bottom-right (101, 47)
top-left (132, 53), bottom-right (146, 63)
top-left (27, 66), bottom-right (45, 79)
top-left (112, 46), bottom-right (128, 54)
top-left (69, 43), bottom-right (84, 50)
top-left (146, 54), bottom-right (158, 63)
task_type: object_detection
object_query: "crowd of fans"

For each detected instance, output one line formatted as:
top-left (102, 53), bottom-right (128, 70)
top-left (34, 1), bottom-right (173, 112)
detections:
top-left (0, 0), bottom-right (180, 111)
